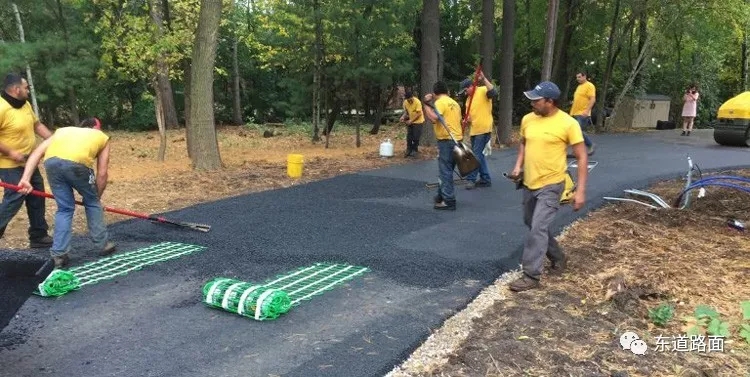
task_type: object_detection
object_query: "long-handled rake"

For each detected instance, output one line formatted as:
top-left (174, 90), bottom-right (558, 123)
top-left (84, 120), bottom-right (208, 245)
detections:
top-left (0, 182), bottom-right (211, 233)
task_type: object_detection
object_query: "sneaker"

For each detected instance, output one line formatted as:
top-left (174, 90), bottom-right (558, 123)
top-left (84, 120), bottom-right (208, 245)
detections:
top-left (99, 242), bottom-right (117, 256)
top-left (687, 131), bottom-right (691, 136)
top-left (475, 180), bottom-right (491, 188)
top-left (29, 235), bottom-right (53, 249)
top-left (548, 255), bottom-right (568, 276)
top-left (509, 275), bottom-right (540, 292)
top-left (587, 143), bottom-right (595, 156)
top-left (433, 201), bottom-right (456, 210)
top-left (433, 194), bottom-right (443, 204)
top-left (53, 254), bottom-right (70, 268)
top-left (681, 130), bottom-right (686, 136)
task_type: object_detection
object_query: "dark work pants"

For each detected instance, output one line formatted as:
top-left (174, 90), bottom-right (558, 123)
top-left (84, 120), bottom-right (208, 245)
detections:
top-left (521, 182), bottom-right (565, 280)
top-left (0, 167), bottom-right (49, 241)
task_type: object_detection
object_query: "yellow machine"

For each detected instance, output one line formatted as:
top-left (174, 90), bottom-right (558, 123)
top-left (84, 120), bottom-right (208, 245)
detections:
top-left (713, 91), bottom-right (750, 147)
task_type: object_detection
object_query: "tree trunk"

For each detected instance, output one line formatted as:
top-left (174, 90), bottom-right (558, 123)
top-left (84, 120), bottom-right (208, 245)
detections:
top-left (743, 30), bottom-right (748, 92)
top-left (497, 0), bottom-right (515, 145)
top-left (12, 3), bottom-right (39, 117)
top-left (187, 0), bottom-right (223, 171)
top-left (155, 86), bottom-right (167, 162)
top-left (184, 61), bottom-right (194, 157)
top-left (481, 0), bottom-right (495, 78)
top-left (541, 0), bottom-right (559, 81)
top-left (313, 0), bottom-right (322, 143)
top-left (231, 35), bottom-right (243, 125)
top-left (633, 7), bottom-right (648, 90)
top-left (596, 0), bottom-right (621, 131)
top-left (68, 88), bottom-right (80, 125)
top-left (552, 0), bottom-right (576, 96)
top-left (149, 0), bottom-right (180, 129)
top-left (420, 0), bottom-right (440, 147)
top-left (524, 0), bottom-right (532, 89)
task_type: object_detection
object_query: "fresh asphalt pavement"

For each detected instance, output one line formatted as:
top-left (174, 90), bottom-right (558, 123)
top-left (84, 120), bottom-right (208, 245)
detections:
top-left (0, 129), bottom-right (748, 377)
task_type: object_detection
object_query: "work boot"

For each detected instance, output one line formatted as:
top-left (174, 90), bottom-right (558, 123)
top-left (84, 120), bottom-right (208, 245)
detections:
top-left (548, 255), bottom-right (568, 276)
top-left (99, 242), bottom-right (117, 256)
top-left (509, 275), bottom-right (540, 292)
top-left (434, 201), bottom-right (456, 210)
top-left (29, 235), bottom-right (53, 249)
top-left (587, 143), bottom-right (596, 156)
top-left (53, 254), bottom-right (70, 268)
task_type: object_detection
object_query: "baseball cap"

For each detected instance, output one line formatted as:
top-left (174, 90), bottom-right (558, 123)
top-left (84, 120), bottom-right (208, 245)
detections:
top-left (458, 78), bottom-right (472, 94)
top-left (523, 81), bottom-right (561, 100)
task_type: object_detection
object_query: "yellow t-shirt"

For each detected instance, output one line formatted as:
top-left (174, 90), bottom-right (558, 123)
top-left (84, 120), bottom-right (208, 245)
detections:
top-left (0, 98), bottom-right (39, 168)
top-left (465, 86), bottom-right (493, 136)
top-left (432, 95), bottom-right (462, 141)
top-left (403, 98), bottom-right (425, 124)
top-left (520, 110), bottom-right (584, 190)
top-left (44, 127), bottom-right (110, 169)
top-left (570, 81), bottom-right (596, 116)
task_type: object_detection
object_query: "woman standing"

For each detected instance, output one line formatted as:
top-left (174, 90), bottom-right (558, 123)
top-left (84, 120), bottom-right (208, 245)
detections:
top-left (681, 84), bottom-right (699, 136)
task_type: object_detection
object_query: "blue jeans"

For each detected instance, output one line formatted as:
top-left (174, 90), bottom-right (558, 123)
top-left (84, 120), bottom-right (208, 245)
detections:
top-left (573, 115), bottom-right (593, 147)
top-left (465, 132), bottom-right (492, 183)
top-left (0, 167), bottom-right (49, 241)
top-left (44, 157), bottom-right (108, 257)
top-left (437, 140), bottom-right (457, 203)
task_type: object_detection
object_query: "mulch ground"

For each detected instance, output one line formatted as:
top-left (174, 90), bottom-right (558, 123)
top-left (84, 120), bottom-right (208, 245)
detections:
top-left (421, 170), bottom-right (750, 377)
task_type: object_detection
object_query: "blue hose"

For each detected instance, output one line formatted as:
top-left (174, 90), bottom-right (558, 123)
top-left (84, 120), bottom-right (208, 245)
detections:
top-left (689, 176), bottom-right (750, 186)
top-left (682, 181), bottom-right (750, 196)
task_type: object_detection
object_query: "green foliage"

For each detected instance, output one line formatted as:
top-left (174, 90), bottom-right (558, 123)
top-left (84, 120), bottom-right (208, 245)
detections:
top-left (648, 303), bottom-right (675, 327)
top-left (684, 304), bottom-right (730, 337)
top-left (741, 301), bottom-right (750, 345)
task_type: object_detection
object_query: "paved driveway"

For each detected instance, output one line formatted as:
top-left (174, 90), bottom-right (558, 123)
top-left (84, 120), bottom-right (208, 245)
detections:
top-left (1, 129), bottom-right (748, 377)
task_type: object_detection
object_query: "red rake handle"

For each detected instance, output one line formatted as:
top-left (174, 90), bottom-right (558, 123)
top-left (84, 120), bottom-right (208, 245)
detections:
top-left (462, 64), bottom-right (482, 132)
top-left (0, 181), bottom-right (169, 223)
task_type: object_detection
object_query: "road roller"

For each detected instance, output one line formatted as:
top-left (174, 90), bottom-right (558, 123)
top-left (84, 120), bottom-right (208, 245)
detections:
top-left (713, 91), bottom-right (750, 146)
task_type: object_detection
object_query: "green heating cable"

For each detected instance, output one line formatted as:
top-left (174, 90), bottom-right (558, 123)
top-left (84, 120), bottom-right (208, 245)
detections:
top-left (203, 262), bottom-right (370, 321)
top-left (35, 242), bottom-right (206, 297)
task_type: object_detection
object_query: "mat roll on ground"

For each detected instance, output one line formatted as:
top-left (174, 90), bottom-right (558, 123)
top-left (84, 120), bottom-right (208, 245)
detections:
top-left (0, 251), bottom-right (54, 332)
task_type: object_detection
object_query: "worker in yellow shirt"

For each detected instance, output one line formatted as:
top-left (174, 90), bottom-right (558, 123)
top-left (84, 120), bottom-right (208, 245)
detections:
top-left (569, 71), bottom-right (596, 155)
top-left (18, 117), bottom-right (116, 268)
top-left (423, 81), bottom-right (462, 210)
top-left (0, 73), bottom-right (53, 248)
top-left (398, 89), bottom-right (425, 158)
top-left (508, 81), bottom-right (588, 292)
top-left (458, 70), bottom-right (496, 189)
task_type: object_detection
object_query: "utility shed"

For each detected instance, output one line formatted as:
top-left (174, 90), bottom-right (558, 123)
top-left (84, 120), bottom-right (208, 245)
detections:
top-left (611, 94), bottom-right (671, 129)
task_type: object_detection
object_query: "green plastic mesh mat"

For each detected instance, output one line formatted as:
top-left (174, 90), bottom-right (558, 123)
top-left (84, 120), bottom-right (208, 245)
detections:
top-left (203, 262), bottom-right (370, 321)
top-left (34, 242), bottom-right (206, 297)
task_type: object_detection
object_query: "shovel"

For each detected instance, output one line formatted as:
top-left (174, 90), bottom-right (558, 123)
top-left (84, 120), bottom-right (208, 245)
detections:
top-left (426, 102), bottom-right (480, 177)
top-left (0, 182), bottom-right (211, 233)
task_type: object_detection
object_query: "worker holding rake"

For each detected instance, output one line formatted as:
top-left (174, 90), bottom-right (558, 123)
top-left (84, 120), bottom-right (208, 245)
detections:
top-left (18, 117), bottom-right (115, 268)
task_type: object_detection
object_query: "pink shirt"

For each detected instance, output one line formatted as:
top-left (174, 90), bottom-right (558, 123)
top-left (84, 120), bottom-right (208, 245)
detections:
top-left (682, 92), bottom-right (699, 117)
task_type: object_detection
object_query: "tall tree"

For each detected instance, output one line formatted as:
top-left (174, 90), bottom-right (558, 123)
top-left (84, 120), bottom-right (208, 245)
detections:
top-left (497, 0), bottom-right (515, 145)
top-left (11, 3), bottom-right (39, 117)
top-left (541, 0), bottom-right (560, 81)
top-left (481, 0), bottom-right (495, 78)
top-left (187, 0), bottom-right (224, 170)
top-left (420, 0), bottom-right (440, 146)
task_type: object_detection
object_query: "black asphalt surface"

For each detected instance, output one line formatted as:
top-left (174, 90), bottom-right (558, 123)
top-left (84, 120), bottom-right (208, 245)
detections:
top-left (0, 129), bottom-right (748, 377)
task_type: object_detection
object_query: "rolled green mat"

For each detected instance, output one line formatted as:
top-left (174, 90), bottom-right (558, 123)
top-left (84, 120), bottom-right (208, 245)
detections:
top-left (202, 278), bottom-right (292, 320)
top-left (36, 270), bottom-right (81, 297)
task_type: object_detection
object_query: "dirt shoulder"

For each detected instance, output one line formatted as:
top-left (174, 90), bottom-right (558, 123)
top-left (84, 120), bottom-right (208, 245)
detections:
top-left (388, 170), bottom-right (750, 377)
